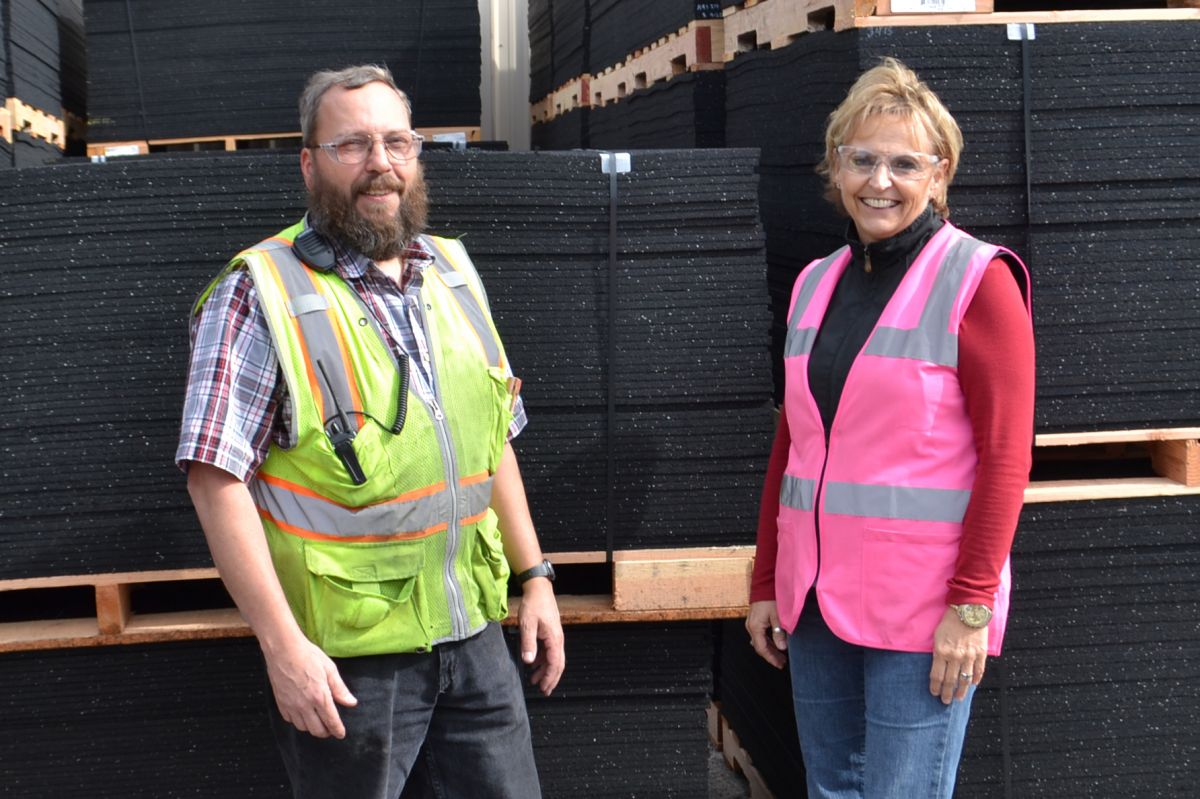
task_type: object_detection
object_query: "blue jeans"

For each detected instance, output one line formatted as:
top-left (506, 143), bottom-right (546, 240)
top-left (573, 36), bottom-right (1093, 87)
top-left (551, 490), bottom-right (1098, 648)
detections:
top-left (788, 602), bottom-right (974, 799)
top-left (269, 623), bottom-right (541, 799)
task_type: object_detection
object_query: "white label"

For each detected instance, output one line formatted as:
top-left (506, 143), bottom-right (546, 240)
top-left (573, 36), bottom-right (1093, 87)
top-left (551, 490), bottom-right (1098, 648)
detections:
top-left (890, 0), bottom-right (979, 12)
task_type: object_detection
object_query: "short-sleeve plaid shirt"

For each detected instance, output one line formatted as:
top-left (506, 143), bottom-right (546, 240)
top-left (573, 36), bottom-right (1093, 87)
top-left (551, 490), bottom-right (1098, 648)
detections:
top-left (176, 235), bottom-right (526, 482)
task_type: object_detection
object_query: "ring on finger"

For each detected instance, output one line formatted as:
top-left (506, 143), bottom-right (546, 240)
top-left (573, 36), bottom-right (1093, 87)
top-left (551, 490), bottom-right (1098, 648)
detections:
top-left (771, 626), bottom-right (784, 635)
top-left (958, 671), bottom-right (973, 681)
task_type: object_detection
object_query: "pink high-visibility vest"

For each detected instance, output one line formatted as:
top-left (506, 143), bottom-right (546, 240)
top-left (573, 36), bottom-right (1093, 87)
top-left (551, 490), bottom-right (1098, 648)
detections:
top-left (776, 222), bottom-right (1031, 655)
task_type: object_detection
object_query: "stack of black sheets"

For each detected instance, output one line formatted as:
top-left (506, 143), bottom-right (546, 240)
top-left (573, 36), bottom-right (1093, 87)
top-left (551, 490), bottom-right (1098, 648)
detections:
top-left (0, 624), bottom-right (715, 798)
top-left (0, 148), bottom-right (773, 578)
top-left (2, 0), bottom-right (70, 168)
top-left (587, 0), bottom-right (722, 74)
top-left (716, 619), bottom-right (806, 797)
top-left (530, 0), bottom-right (728, 150)
top-left (84, 0), bottom-right (483, 143)
top-left (715, 493), bottom-right (1200, 798)
top-left (957, 495), bottom-right (1200, 796)
top-left (589, 70), bottom-right (725, 149)
top-left (723, 23), bottom-right (1200, 430)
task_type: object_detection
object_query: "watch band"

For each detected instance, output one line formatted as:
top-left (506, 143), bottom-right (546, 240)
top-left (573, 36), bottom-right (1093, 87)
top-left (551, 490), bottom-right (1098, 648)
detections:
top-left (514, 558), bottom-right (555, 585)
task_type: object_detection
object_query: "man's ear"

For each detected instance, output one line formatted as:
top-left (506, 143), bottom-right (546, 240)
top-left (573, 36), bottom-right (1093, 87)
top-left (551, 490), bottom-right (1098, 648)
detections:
top-left (300, 146), bottom-right (315, 192)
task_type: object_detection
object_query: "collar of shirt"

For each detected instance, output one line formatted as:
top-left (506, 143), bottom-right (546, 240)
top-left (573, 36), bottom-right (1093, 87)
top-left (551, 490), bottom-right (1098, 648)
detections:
top-left (328, 236), bottom-right (435, 293)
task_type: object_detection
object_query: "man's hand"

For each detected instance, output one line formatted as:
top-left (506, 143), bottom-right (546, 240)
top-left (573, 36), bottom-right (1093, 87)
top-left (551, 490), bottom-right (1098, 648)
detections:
top-left (517, 578), bottom-right (565, 695)
top-left (263, 635), bottom-right (358, 739)
top-left (746, 600), bottom-right (788, 669)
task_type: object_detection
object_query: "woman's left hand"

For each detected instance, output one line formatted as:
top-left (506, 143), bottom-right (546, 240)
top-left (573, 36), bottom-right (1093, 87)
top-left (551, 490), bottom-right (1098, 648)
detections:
top-left (929, 607), bottom-right (988, 705)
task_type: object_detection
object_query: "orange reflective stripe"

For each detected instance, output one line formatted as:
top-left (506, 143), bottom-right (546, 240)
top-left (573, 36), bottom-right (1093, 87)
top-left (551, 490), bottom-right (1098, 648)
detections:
top-left (459, 509), bottom-right (488, 527)
top-left (459, 471), bottom-right (491, 487)
top-left (257, 471), bottom-right (447, 509)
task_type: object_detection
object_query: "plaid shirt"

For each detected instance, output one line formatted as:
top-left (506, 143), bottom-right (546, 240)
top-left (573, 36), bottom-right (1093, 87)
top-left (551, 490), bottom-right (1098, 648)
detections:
top-left (176, 235), bottom-right (526, 482)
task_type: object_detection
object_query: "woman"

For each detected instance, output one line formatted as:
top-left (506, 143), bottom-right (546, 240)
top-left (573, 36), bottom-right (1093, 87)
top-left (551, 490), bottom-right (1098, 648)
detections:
top-left (746, 58), bottom-right (1035, 798)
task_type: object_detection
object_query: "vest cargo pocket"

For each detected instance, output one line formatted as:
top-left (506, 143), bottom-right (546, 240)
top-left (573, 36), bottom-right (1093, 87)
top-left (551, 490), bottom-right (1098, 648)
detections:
top-left (302, 541), bottom-right (431, 656)
top-left (469, 517), bottom-right (509, 621)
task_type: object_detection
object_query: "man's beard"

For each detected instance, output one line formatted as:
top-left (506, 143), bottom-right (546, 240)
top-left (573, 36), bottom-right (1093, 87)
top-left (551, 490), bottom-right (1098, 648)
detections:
top-left (307, 165), bottom-right (429, 262)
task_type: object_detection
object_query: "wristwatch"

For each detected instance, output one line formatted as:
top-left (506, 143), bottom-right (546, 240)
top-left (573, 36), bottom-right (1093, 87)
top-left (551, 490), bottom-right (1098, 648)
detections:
top-left (514, 559), bottom-right (556, 585)
top-left (950, 603), bottom-right (993, 629)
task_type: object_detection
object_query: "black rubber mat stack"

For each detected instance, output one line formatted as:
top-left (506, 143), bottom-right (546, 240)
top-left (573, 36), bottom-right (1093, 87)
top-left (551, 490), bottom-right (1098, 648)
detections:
top-left (724, 23), bottom-right (1200, 430)
top-left (716, 619), bottom-right (806, 797)
top-left (588, 0), bottom-right (723, 72)
top-left (530, 0), bottom-right (727, 150)
top-left (516, 623), bottom-right (715, 798)
top-left (56, 0), bottom-right (85, 155)
top-left (2, 0), bottom-right (65, 167)
top-left (589, 70), bottom-right (725, 149)
top-left (0, 147), bottom-right (772, 577)
top-left (83, 0), bottom-right (482, 143)
top-left (957, 495), bottom-right (1200, 796)
top-left (1024, 22), bottom-right (1200, 433)
top-left (0, 624), bottom-right (715, 798)
top-left (0, 4), bottom-right (9, 167)
top-left (528, 0), bottom-right (556, 104)
top-left (428, 149), bottom-right (775, 552)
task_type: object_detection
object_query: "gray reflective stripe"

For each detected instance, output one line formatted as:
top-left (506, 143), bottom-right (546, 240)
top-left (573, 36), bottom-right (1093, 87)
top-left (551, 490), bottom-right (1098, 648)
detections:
top-left (780, 475), bottom-right (816, 511)
top-left (260, 243), bottom-right (363, 434)
top-left (252, 474), bottom-right (495, 539)
top-left (288, 293), bottom-right (329, 317)
top-left (422, 236), bottom-right (502, 368)
top-left (785, 249), bottom-right (846, 358)
top-left (823, 481), bottom-right (971, 523)
top-left (864, 236), bottom-right (985, 367)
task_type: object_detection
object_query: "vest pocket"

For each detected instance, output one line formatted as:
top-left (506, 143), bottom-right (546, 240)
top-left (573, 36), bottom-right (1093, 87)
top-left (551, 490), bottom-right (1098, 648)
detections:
top-left (469, 515), bottom-right (509, 621)
top-left (860, 526), bottom-right (957, 647)
top-left (302, 541), bottom-right (430, 655)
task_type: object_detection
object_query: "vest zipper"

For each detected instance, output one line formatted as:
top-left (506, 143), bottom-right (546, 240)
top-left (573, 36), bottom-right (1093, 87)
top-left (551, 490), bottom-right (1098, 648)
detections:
top-left (415, 294), bottom-right (471, 640)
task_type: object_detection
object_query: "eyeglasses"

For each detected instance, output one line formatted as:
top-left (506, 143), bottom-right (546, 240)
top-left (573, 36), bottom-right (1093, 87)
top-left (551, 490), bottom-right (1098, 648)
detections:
top-left (312, 131), bottom-right (425, 165)
top-left (836, 146), bottom-right (941, 181)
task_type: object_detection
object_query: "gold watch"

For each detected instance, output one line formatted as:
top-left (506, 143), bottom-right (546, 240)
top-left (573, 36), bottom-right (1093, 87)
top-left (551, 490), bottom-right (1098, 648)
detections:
top-left (950, 603), bottom-right (992, 628)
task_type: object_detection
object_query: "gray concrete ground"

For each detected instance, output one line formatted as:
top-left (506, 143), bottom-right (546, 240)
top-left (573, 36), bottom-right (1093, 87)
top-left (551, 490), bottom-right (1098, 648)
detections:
top-left (709, 743), bottom-right (753, 798)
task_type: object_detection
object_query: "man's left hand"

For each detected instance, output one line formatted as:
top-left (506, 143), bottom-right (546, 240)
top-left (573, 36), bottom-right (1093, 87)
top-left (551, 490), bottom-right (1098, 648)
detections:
top-left (517, 577), bottom-right (565, 695)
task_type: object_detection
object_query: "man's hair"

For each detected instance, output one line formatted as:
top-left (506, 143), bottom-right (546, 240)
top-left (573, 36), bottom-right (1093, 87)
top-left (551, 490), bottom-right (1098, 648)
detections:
top-left (299, 65), bottom-right (412, 146)
top-left (817, 57), bottom-right (963, 217)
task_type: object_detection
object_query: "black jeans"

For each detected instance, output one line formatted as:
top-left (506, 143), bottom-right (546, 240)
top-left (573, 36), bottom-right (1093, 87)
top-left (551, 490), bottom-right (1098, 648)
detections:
top-left (270, 623), bottom-right (541, 799)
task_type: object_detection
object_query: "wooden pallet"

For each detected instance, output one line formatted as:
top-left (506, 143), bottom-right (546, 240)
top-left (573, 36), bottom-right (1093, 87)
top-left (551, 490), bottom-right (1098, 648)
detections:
top-left (86, 126), bottom-right (481, 158)
top-left (5, 97), bottom-right (67, 147)
top-left (841, 1), bottom-right (1198, 30)
top-left (720, 0), bottom-right (1198, 46)
top-left (1026, 427), bottom-right (1200, 503)
top-left (709, 702), bottom-right (777, 799)
top-left (590, 20), bottom-right (724, 108)
top-left (0, 546), bottom-right (754, 653)
top-left (530, 77), bottom-right (591, 124)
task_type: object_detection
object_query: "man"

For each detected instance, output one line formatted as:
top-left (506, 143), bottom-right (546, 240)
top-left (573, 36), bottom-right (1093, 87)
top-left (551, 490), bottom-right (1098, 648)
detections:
top-left (177, 64), bottom-right (564, 798)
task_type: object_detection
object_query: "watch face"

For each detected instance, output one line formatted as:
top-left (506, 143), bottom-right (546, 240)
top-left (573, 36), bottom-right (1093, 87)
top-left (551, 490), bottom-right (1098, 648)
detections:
top-left (960, 605), bottom-right (991, 627)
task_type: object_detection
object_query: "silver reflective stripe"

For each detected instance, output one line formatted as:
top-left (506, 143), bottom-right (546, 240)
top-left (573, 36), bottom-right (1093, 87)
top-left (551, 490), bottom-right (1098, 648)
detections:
top-left (260, 243), bottom-right (363, 434)
top-left (823, 481), bottom-right (971, 523)
top-left (252, 474), bottom-right (495, 540)
top-left (780, 475), bottom-right (816, 511)
top-left (288, 293), bottom-right (329, 317)
top-left (785, 249), bottom-right (846, 358)
top-left (864, 236), bottom-right (985, 367)
top-left (422, 236), bottom-right (502, 368)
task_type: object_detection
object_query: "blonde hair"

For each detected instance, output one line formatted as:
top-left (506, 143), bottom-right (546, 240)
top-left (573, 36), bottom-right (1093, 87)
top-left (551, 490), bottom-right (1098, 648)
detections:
top-left (817, 57), bottom-right (962, 217)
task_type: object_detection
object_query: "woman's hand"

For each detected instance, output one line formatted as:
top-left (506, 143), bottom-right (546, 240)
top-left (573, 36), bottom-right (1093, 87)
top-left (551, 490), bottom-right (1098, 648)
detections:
top-left (746, 600), bottom-right (789, 669)
top-left (929, 607), bottom-right (988, 704)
